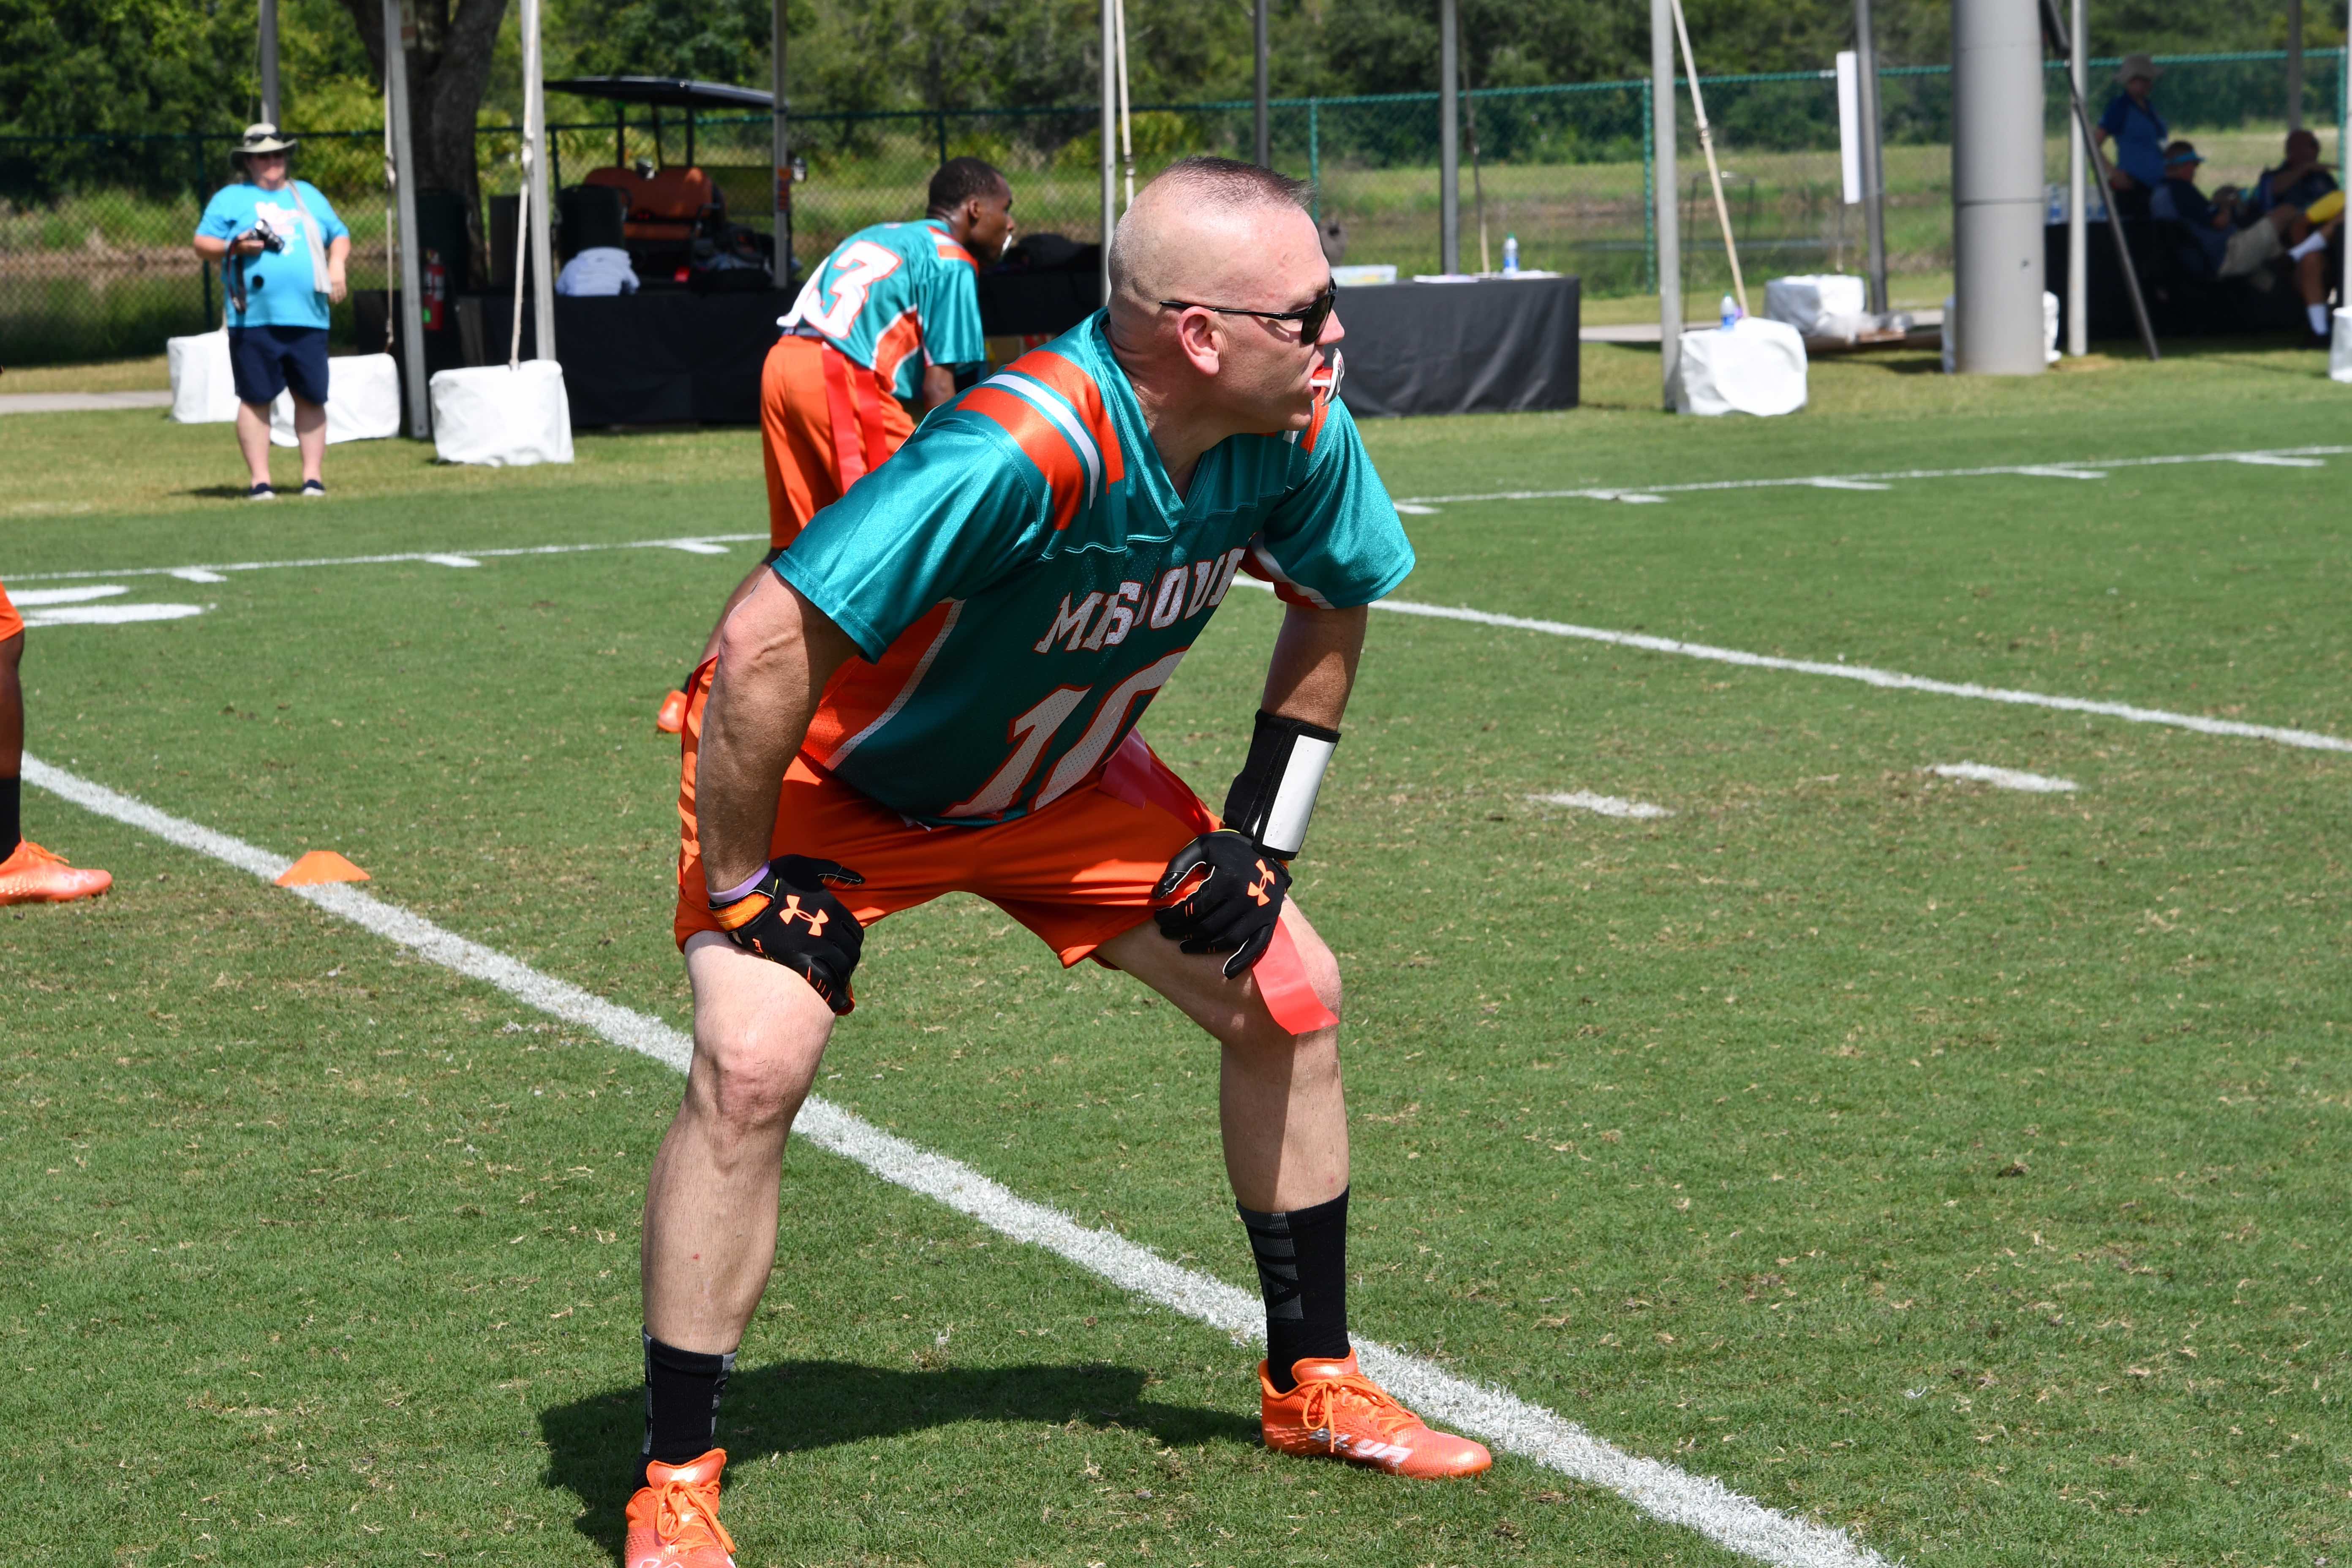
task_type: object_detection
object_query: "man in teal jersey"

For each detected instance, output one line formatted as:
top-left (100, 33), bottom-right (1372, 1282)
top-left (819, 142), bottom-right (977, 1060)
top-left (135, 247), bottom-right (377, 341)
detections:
top-left (624, 158), bottom-right (1487, 1568)
top-left (654, 159), bottom-right (1014, 734)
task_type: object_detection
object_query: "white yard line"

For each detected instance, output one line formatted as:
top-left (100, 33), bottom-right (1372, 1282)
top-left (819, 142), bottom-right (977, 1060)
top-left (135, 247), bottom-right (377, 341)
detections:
top-left (1234, 581), bottom-right (2351, 756)
top-left (1927, 762), bottom-right (2078, 793)
top-left (1389, 444), bottom-right (2349, 507)
top-left (23, 751), bottom-right (1889, 1568)
top-left (3, 533), bottom-right (767, 585)
top-left (1531, 790), bottom-right (1674, 818)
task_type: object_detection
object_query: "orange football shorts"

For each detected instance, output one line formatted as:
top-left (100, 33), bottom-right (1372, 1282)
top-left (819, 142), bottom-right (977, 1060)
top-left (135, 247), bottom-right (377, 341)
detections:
top-left (762, 335), bottom-right (917, 553)
top-left (0, 579), bottom-right (22, 643)
top-left (672, 664), bottom-right (1212, 966)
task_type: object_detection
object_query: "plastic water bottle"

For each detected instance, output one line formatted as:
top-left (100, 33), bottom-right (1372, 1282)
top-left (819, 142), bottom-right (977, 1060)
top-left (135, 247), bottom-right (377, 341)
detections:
top-left (1501, 234), bottom-right (1519, 275)
top-left (1721, 294), bottom-right (1740, 329)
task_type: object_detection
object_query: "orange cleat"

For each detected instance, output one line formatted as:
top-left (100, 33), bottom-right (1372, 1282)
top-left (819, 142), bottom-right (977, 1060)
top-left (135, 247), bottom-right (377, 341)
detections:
top-left (1259, 1351), bottom-right (1492, 1478)
top-left (655, 690), bottom-right (690, 735)
top-left (0, 841), bottom-right (113, 906)
top-left (625, 1449), bottom-right (736, 1567)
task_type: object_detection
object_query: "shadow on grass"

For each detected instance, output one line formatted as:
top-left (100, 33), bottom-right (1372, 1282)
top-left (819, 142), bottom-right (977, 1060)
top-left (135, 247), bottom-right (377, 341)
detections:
top-left (174, 484), bottom-right (266, 501)
top-left (542, 1359), bottom-right (1259, 1560)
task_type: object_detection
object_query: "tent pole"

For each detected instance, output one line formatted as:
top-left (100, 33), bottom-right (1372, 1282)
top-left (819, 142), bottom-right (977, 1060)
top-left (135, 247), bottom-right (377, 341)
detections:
top-left (384, 0), bottom-right (430, 436)
top-left (1854, 0), bottom-right (1888, 314)
top-left (1669, 0), bottom-right (1748, 316)
top-left (521, 0), bottom-right (555, 360)
top-left (1114, 0), bottom-right (1135, 207)
top-left (2066, 0), bottom-right (2086, 355)
top-left (1440, 0), bottom-right (1460, 272)
top-left (1100, 0), bottom-right (1116, 304)
top-left (1650, 0), bottom-right (1680, 408)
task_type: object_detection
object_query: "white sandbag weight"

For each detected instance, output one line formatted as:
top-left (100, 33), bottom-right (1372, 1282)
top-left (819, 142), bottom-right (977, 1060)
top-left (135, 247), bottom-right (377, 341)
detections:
top-left (1673, 316), bottom-right (1808, 417)
top-left (269, 354), bottom-right (404, 446)
top-left (428, 361), bottom-right (575, 467)
top-left (167, 329), bottom-right (240, 424)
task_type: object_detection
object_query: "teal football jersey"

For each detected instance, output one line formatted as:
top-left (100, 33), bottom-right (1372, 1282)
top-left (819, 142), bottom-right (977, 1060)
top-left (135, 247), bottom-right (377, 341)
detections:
top-left (780, 218), bottom-right (985, 402)
top-left (773, 313), bottom-right (1413, 826)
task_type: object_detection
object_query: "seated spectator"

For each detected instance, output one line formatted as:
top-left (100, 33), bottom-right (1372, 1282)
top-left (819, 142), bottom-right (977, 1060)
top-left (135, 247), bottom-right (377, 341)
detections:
top-left (556, 244), bottom-right (640, 297)
top-left (2155, 141), bottom-right (2340, 338)
top-left (2094, 54), bottom-right (2167, 218)
top-left (2237, 128), bottom-right (2338, 226)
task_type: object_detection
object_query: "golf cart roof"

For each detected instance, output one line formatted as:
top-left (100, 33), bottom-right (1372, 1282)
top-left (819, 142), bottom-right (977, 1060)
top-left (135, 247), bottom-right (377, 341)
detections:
top-left (545, 76), bottom-right (774, 110)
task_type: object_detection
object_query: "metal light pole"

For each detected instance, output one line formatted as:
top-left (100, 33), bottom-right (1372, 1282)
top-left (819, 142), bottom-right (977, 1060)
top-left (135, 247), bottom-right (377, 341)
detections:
top-left (1650, 0), bottom-right (1681, 407)
top-left (2066, 0), bottom-right (2086, 356)
top-left (384, 0), bottom-right (429, 435)
top-left (1853, 0), bottom-right (1888, 314)
top-left (520, 0), bottom-right (555, 360)
top-left (1439, 0), bottom-right (1460, 273)
top-left (1254, 0), bottom-right (1271, 167)
top-left (2288, 0), bottom-right (2305, 130)
top-left (1100, 0), bottom-right (1116, 304)
top-left (772, 0), bottom-right (792, 285)
top-left (1952, 0), bottom-right (2045, 373)
top-left (259, 0), bottom-right (281, 125)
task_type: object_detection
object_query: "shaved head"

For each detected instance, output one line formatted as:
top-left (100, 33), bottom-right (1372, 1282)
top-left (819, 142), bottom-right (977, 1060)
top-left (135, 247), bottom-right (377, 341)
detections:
top-left (1105, 157), bottom-right (1338, 454)
top-left (1109, 157), bottom-right (1314, 317)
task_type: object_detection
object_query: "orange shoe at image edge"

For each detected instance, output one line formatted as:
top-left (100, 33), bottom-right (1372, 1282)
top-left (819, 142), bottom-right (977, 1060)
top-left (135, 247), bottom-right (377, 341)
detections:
top-left (624, 1449), bottom-right (736, 1568)
top-left (0, 841), bottom-right (112, 905)
top-left (1260, 1351), bottom-right (1493, 1478)
top-left (655, 690), bottom-right (690, 735)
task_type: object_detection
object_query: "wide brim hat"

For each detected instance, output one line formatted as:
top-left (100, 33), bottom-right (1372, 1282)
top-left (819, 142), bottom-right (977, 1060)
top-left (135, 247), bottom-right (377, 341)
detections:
top-left (233, 122), bottom-right (299, 161)
top-left (2115, 53), bottom-right (2162, 84)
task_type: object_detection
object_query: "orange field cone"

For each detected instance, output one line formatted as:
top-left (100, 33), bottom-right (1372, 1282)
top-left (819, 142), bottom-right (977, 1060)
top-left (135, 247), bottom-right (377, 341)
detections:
top-left (275, 850), bottom-right (371, 887)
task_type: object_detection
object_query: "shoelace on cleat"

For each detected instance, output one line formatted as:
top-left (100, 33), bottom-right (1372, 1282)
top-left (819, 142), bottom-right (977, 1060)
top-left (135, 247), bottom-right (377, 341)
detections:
top-left (1294, 1373), bottom-right (1422, 1445)
top-left (651, 1473), bottom-right (735, 1557)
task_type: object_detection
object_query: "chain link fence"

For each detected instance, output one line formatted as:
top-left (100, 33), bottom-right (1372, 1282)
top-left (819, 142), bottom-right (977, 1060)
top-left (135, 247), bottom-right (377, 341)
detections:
top-left (4, 51), bottom-right (2342, 367)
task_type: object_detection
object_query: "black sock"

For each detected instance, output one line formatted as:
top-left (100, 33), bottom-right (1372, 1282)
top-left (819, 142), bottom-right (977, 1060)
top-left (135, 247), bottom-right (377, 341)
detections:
top-left (639, 1330), bottom-right (735, 1486)
top-left (1239, 1187), bottom-right (1352, 1393)
top-left (0, 774), bottom-right (18, 855)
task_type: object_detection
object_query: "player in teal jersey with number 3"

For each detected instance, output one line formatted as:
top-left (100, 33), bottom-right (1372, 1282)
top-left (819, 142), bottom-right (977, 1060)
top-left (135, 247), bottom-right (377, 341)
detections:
top-left (623, 158), bottom-right (1487, 1568)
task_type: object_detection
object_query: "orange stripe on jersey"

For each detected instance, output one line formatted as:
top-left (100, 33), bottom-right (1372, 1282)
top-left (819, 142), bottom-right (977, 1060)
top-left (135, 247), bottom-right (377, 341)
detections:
top-left (805, 600), bottom-right (958, 765)
top-left (869, 307), bottom-right (923, 402)
top-left (1005, 350), bottom-right (1125, 485)
top-left (957, 384), bottom-right (1088, 529)
top-left (931, 234), bottom-right (977, 267)
top-left (1299, 386), bottom-right (1332, 454)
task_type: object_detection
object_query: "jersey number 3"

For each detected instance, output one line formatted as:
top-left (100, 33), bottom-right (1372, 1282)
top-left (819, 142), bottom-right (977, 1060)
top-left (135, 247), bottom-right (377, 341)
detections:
top-left (800, 240), bottom-right (905, 337)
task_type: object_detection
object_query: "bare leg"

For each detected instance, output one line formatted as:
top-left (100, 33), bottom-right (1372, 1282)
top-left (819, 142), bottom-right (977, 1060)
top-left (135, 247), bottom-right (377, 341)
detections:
top-left (0, 632), bottom-right (23, 776)
top-left (292, 396), bottom-right (327, 485)
top-left (1096, 902), bottom-right (1348, 1212)
top-left (235, 401), bottom-right (274, 487)
top-left (640, 931), bottom-right (837, 1353)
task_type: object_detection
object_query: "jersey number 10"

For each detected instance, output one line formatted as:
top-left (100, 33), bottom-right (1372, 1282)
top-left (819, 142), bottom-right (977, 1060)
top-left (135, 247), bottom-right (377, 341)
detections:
top-left (946, 650), bottom-right (1189, 819)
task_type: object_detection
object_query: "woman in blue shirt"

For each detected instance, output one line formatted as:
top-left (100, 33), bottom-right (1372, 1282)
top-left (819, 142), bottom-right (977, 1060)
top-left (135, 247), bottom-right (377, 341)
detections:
top-left (192, 124), bottom-right (351, 500)
top-left (2093, 54), bottom-right (2167, 218)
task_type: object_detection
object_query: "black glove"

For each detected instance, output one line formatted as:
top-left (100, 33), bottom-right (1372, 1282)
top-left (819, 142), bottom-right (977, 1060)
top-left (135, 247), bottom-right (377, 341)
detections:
top-left (709, 855), bottom-right (866, 1014)
top-left (1152, 830), bottom-right (1291, 978)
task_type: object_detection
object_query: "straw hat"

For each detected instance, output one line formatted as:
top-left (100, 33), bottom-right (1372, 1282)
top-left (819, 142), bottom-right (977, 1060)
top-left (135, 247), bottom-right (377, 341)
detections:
top-left (232, 122), bottom-right (300, 162)
top-left (2115, 53), bottom-right (2162, 86)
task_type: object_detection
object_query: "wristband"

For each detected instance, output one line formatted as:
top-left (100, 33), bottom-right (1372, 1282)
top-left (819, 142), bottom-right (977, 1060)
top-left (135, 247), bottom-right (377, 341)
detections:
top-left (709, 865), bottom-right (768, 907)
top-left (1222, 710), bottom-right (1340, 861)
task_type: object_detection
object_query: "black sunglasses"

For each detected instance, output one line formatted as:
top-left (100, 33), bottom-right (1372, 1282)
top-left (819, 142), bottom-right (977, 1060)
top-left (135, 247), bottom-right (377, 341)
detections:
top-left (1158, 281), bottom-right (1338, 345)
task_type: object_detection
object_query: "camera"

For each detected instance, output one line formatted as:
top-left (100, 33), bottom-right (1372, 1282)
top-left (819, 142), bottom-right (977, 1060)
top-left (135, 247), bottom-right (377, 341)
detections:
top-left (238, 221), bottom-right (287, 255)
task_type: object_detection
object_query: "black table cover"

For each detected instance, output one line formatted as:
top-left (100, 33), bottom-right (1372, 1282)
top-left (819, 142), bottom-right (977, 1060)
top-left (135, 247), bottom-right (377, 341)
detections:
top-left (1332, 275), bottom-right (1580, 419)
top-left (553, 289), bottom-right (792, 426)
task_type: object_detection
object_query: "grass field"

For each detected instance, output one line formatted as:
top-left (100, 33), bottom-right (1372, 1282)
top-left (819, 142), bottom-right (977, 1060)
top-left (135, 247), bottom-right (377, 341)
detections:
top-left (3, 336), bottom-right (2348, 1568)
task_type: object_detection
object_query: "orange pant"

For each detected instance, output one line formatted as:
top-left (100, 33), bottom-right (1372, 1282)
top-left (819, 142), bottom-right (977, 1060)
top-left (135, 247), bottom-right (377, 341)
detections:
top-left (673, 666), bottom-right (1213, 966)
top-left (761, 335), bottom-right (917, 552)
top-left (0, 580), bottom-right (20, 643)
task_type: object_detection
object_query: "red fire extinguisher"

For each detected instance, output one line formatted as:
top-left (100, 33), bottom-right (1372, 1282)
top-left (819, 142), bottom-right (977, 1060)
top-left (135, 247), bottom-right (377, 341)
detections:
top-left (422, 248), bottom-right (448, 331)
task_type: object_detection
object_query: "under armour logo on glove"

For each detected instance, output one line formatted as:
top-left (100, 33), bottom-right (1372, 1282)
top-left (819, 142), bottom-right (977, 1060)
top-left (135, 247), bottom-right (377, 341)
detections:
top-left (709, 856), bottom-right (867, 1014)
top-left (1152, 830), bottom-right (1293, 978)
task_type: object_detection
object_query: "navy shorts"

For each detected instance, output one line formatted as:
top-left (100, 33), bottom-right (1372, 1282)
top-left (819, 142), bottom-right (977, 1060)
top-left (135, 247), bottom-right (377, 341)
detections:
top-left (227, 324), bottom-right (330, 407)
